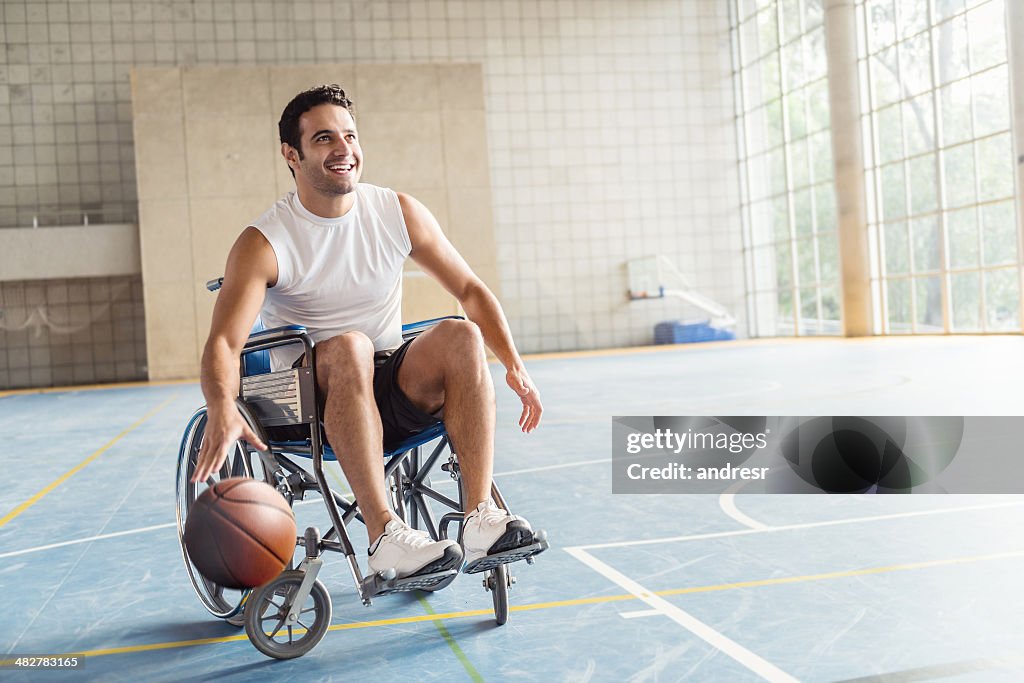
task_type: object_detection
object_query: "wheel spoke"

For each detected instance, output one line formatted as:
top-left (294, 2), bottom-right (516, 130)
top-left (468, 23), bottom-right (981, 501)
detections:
top-left (287, 625), bottom-right (293, 644)
top-left (295, 617), bottom-right (310, 630)
top-left (269, 619), bottom-right (286, 639)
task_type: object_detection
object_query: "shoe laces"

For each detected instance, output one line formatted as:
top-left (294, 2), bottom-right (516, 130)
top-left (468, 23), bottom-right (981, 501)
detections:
top-left (473, 501), bottom-right (509, 526)
top-left (386, 523), bottom-right (433, 549)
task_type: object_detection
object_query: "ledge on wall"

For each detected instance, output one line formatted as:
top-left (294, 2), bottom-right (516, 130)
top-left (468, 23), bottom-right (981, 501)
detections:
top-left (0, 224), bottom-right (141, 282)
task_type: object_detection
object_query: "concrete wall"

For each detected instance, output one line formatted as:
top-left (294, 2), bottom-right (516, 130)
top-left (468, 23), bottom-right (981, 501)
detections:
top-left (1, 0), bottom-right (742, 358)
top-left (0, 224), bottom-right (145, 389)
top-left (0, 275), bottom-right (147, 388)
top-left (131, 63), bottom-right (496, 380)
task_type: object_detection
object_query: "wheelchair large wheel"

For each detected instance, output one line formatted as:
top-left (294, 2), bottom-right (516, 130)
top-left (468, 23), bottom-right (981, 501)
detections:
top-left (487, 564), bottom-right (510, 626)
top-left (175, 404), bottom-right (272, 621)
top-left (245, 570), bottom-right (332, 659)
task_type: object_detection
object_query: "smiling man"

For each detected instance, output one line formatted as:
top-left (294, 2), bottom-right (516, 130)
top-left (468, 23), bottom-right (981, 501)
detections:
top-left (192, 84), bottom-right (543, 580)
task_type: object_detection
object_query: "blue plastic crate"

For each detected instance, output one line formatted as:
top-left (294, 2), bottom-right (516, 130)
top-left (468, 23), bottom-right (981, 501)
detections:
top-left (654, 320), bottom-right (735, 344)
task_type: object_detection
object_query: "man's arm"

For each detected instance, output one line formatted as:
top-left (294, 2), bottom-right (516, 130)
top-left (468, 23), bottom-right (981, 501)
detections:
top-left (398, 192), bottom-right (543, 432)
top-left (192, 227), bottom-right (278, 482)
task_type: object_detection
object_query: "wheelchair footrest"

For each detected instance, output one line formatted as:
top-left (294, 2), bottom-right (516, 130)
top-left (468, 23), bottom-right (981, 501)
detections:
top-left (364, 568), bottom-right (459, 596)
top-left (463, 531), bottom-right (550, 574)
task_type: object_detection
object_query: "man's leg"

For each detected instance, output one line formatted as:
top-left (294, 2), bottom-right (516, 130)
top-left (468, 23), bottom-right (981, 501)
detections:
top-left (396, 319), bottom-right (536, 572)
top-left (314, 332), bottom-right (392, 541)
top-left (395, 319), bottom-right (495, 512)
top-left (315, 331), bottom-right (461, 579)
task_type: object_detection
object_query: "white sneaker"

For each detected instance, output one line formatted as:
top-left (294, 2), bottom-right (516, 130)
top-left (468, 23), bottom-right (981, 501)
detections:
top-left (367, 519), bottom-right (461, 579)
top-left (462, 501), bottom-right (535, 573)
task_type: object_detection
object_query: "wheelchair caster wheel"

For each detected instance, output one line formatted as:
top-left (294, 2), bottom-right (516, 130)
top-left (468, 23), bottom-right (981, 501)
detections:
top-left (487, 564), bottom-right (510, 626)
top-left (245, 570), bottom-right (332, 659)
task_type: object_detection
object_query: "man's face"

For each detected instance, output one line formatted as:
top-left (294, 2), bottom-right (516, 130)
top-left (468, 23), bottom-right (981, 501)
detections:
top-left (286, 104), bottom-right (363, 196)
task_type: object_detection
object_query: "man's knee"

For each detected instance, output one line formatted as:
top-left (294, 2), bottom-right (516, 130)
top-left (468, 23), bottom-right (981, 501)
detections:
top-left (315, 331), bottom-right (375, 384)
top-left (434, 319), bottom-right (485, 361)
top-left (319, 331), bottom-right (374, 358)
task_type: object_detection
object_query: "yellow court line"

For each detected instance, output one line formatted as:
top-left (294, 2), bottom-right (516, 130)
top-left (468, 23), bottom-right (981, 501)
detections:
top-left (0, 395), bottom-right (179, 529)
top-left (0, 332), bottom-right (1013, 399)
top-left (519, 332), bottom-right (1020, 362)
top-left (7, 547), bottom-right (1021, 664)
top-left (520, 338), bottom-right (800, 362)
top-left (0, 379), bottom-right (196, 399)
top-left (655, 549), bottom-right (1024, 597)
top-left (0, 342), bottom-right (767, 398)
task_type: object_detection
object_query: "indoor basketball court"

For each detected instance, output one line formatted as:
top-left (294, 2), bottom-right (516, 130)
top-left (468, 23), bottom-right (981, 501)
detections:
top-left (2, 1), bottom-right (1024, 681)
top-left (3, 338), bottom-right (1024, 680)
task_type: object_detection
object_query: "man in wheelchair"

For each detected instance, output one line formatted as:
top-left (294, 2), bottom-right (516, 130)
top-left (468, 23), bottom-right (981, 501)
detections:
top-left (190, 84), bottom-right (544, 581)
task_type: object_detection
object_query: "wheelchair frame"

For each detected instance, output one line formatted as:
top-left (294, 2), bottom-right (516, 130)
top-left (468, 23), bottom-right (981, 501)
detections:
top-left (175, 282), bottom-right (548, 659)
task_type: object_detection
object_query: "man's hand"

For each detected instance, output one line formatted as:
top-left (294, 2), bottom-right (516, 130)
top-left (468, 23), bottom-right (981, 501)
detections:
top-left (506, 366), bottom-right (543, 433)
top-left (191, 404), bottom-right (268, 483)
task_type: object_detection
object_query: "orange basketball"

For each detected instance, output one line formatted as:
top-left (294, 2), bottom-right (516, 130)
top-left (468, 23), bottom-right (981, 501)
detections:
top-left (183, 478), bottom-right (296, 589)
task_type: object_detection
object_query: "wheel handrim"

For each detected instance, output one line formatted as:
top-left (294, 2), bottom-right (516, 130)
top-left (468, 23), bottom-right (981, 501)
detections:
top-left (175, 407), bottom-right (260, 618)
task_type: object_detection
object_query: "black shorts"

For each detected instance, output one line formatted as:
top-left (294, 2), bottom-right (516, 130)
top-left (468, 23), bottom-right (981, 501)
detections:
top-left (266, 338), bottom-right (441, 452)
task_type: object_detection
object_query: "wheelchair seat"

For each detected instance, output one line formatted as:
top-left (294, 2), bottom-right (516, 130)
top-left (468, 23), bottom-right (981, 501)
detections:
top-left (267, 421), bottom-right (449, 461)
top-left (243, 317), bottom-right (457, 461)
top-left (241, 315), bottom-right (465, 378)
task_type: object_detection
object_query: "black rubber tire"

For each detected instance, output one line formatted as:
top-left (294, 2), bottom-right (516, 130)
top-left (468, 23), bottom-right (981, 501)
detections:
top-left (490, 564), bottom-right (509, 626)
top-left (245, 571), bottom-right (332, 659)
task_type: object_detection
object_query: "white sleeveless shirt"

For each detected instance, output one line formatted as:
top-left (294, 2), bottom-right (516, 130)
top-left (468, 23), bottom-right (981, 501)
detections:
top-left (250, 184), bottom-right (411, 370)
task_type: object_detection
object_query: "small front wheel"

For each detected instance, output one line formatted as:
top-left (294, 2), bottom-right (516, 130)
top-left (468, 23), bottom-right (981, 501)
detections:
top-left (488, 564), bottom-right (509, 626)
top-left (245, 571), bottom-right (332, 659)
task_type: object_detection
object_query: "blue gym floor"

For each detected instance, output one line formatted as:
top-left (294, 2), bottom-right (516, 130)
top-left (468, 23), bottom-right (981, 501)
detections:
top-left (2, 336), bottom-right (1023, 682)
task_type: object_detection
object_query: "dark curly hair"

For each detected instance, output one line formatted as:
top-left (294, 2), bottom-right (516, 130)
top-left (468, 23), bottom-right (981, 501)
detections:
top-left (278, 84), bottom-right (356, 177)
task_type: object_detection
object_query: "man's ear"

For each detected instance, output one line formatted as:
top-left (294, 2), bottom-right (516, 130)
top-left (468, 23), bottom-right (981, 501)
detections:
top-left (281, 143), bottom-right (299, 168)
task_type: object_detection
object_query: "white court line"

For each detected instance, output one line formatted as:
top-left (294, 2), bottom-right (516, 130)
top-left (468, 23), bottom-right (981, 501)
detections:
top-left (0, 455), bottom-right (608, 560)
top-left (494, 457), bottom-right (611, 477)
top-left (718, 481), bottom-right (770, 530)
top-left (0, 497), bottom-right (326, 560)
top-left (573, 500), bottom-right (1024, 551)
top-left (423, 457), bottom-right (612, 487)
top-left (567, 547), bottom-right (798, 682)
top-left (0, 523), bottom-right (177, 560)
top-left (620, 608), bottom-right (662, 619)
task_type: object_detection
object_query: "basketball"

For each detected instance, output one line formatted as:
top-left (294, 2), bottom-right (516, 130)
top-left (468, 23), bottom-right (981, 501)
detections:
top-left (183, 478), bottom-right (296, 589)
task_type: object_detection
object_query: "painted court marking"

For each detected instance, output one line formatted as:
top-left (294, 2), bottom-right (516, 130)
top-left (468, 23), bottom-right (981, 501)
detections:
top-left (0, 395), bottom-right (179, 529)
top-left (0, 458), bottom-right (608, 559)
top-left (718, 483), bottom-right (770, 530)
top-left (568, 501), bottom-right (1024, 681)
top-left (567, 545), bottom-right (800, 682)
top-left (0, 523), bottom-right (177, 560)
top-left (574, 499), bottom-right (1024, 551)
top-left (3, 546), bottom-right (1020, 665)
top-left (620, 608), bottom-right (662, 619)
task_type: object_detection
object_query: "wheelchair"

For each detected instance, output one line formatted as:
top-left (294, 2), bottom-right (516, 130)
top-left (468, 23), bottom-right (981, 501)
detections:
top-left (175, 278), bottom-right (549, 659)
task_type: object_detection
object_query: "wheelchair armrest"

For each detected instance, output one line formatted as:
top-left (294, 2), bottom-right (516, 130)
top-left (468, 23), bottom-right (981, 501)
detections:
top-left (243, 325), bottom-right (314, 362)
top-left (401, 315), bottom-right (465, 341)
top-left (245, 325), bottom-right (308, 346)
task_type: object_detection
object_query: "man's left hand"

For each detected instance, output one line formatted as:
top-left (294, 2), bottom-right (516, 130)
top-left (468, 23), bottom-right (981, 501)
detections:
top-left (506, 366), bottom-right (543, 433)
